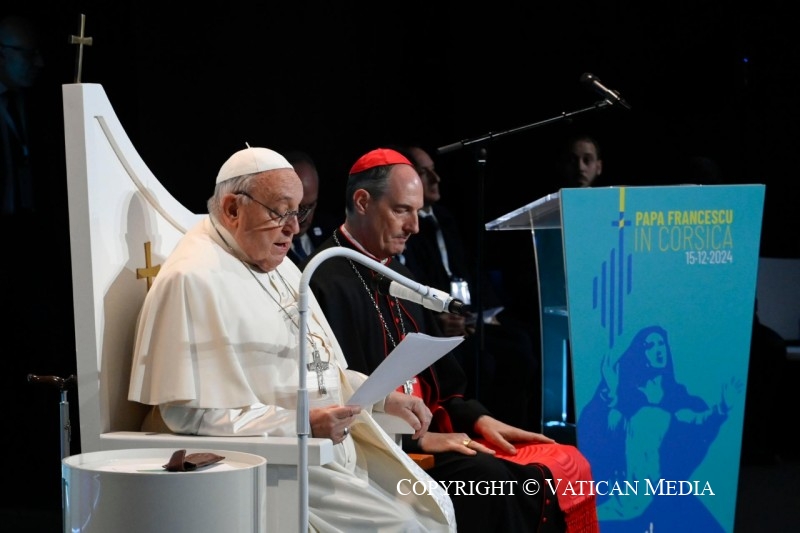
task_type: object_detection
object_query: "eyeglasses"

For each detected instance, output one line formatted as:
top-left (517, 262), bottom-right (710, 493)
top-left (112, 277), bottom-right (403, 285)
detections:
top-left (234, 191), bottom-right (311, 226)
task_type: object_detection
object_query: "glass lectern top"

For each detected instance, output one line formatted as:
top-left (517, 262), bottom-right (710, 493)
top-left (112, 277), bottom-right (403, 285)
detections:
top-left (485, 191), bottom-right (562, 231)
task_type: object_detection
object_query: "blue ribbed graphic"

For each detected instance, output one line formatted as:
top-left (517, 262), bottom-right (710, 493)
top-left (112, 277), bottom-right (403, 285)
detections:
top-left (592, 188), bottom-right (632, 349)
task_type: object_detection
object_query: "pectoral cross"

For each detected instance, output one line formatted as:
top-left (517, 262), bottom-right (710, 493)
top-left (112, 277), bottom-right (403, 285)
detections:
top-left (307, 348), bottom-right (329, 394)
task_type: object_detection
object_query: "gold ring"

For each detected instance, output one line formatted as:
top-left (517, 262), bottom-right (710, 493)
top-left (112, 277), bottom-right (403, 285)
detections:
top-left (462, 439), bottom-right (471, 447)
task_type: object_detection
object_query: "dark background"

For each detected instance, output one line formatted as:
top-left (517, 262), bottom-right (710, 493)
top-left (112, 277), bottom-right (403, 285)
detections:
top-left (3, 0), bottom-right (799, 525)
top-left (14, 2), bottom-right (800, 251)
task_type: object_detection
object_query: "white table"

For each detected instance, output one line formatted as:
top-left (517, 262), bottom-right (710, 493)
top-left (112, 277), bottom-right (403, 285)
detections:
top-left (62, 448), bottom-right (266, 533)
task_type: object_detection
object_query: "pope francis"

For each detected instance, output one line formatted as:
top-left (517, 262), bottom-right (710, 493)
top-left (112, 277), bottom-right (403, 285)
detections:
top-left (128, 145), bottom-right (456, 532)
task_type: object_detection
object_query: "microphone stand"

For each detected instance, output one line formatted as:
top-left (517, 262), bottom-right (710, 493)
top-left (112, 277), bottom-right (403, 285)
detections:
top-left (436, 100), bottom-right (612, 406)
top-left (436, 101), bottom-right (612, 155)
top-left (296, 247), bottom-right (452, 533)
top-left (472, 147), bottom-right (487, 401)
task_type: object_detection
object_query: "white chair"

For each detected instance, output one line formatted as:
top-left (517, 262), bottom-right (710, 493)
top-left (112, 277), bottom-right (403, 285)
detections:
top-left (63, 83), bottom-right (338, 533)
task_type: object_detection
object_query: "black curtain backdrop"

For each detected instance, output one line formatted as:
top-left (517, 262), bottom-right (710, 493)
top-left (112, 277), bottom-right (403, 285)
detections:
top-left (3, 0), bottom-right (798, 519)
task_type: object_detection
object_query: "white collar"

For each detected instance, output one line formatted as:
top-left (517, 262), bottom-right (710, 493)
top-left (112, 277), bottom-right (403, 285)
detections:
top-left (339, 224), bottom-right (387, 264)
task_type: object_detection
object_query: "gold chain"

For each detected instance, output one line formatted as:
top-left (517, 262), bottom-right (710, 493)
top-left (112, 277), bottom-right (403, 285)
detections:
top-left (211, 218), bottom-right (330, 393)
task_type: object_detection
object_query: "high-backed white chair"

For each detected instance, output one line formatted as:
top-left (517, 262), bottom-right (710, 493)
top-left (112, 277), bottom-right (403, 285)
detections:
top-left (63, 83), bottom-right (338, 532)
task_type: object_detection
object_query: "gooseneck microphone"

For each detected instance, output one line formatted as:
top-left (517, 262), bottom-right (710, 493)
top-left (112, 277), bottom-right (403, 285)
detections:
top-left (372, 274), bottom-right (466, 315)
top-left (580, 72), bottom-right (632, 110)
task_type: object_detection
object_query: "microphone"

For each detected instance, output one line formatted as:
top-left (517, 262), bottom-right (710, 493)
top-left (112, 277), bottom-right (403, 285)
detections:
top-left (580, 72), bottom-right (632, 110)
top-left (372, 275), bottom-right (466, 315)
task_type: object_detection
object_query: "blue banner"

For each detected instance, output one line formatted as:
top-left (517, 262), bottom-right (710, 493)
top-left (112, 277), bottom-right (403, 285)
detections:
top-left (563, 185), bottom-right (765, 533)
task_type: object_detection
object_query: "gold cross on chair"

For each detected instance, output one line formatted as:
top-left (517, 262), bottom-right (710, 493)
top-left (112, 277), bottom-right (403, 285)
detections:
top-left (136, 241), bottom-right (161, 290)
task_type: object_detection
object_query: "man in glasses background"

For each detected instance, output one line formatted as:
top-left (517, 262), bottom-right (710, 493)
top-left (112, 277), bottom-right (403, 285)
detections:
top-left (284, 149), bottom-right (339, 265)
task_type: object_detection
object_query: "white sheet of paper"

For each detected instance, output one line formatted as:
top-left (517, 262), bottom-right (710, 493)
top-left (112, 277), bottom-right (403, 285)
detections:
top-left (347, 332), bottom-right (464, 407)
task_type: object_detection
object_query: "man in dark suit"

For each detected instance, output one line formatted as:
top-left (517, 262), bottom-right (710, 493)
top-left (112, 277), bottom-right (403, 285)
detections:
top-left (393, 144), bottom-right (542, 432)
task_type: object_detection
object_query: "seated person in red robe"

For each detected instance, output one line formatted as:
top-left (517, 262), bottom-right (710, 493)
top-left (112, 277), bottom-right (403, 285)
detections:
top-left (301, 148), bottom-right (599, 533)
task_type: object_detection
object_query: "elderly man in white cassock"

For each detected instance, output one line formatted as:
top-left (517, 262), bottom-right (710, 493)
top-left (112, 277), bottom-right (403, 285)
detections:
top-left (128, 146), bottom-right (456, 532)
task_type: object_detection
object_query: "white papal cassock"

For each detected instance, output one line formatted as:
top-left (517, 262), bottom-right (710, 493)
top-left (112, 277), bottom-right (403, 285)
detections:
top-left (128, 217), bottom-right (455, 532)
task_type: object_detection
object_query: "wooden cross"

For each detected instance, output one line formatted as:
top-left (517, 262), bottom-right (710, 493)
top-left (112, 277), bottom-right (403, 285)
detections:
top-left (69, 14), bottom-right (93, 83)
top-left (136, 241), bottom-right (161, 290)
top-left (306, 348), bottom-right (329, 394)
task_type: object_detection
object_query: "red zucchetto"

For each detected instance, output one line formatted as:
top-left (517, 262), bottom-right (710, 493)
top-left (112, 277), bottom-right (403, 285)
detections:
top-left (349, 148), bottom-right (412, 175)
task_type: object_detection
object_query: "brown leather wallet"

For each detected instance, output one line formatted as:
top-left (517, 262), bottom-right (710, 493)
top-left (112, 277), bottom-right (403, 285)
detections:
top-left (163, 449), bottom-right (225, 472)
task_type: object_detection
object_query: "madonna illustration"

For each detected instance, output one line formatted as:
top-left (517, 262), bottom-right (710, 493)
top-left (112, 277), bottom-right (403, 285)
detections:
top-left (578, 325), bottom-right (742, 532)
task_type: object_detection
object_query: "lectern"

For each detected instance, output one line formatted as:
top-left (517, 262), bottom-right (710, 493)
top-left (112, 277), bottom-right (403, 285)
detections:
top-left (487, 184), bottom-right (765, 533)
